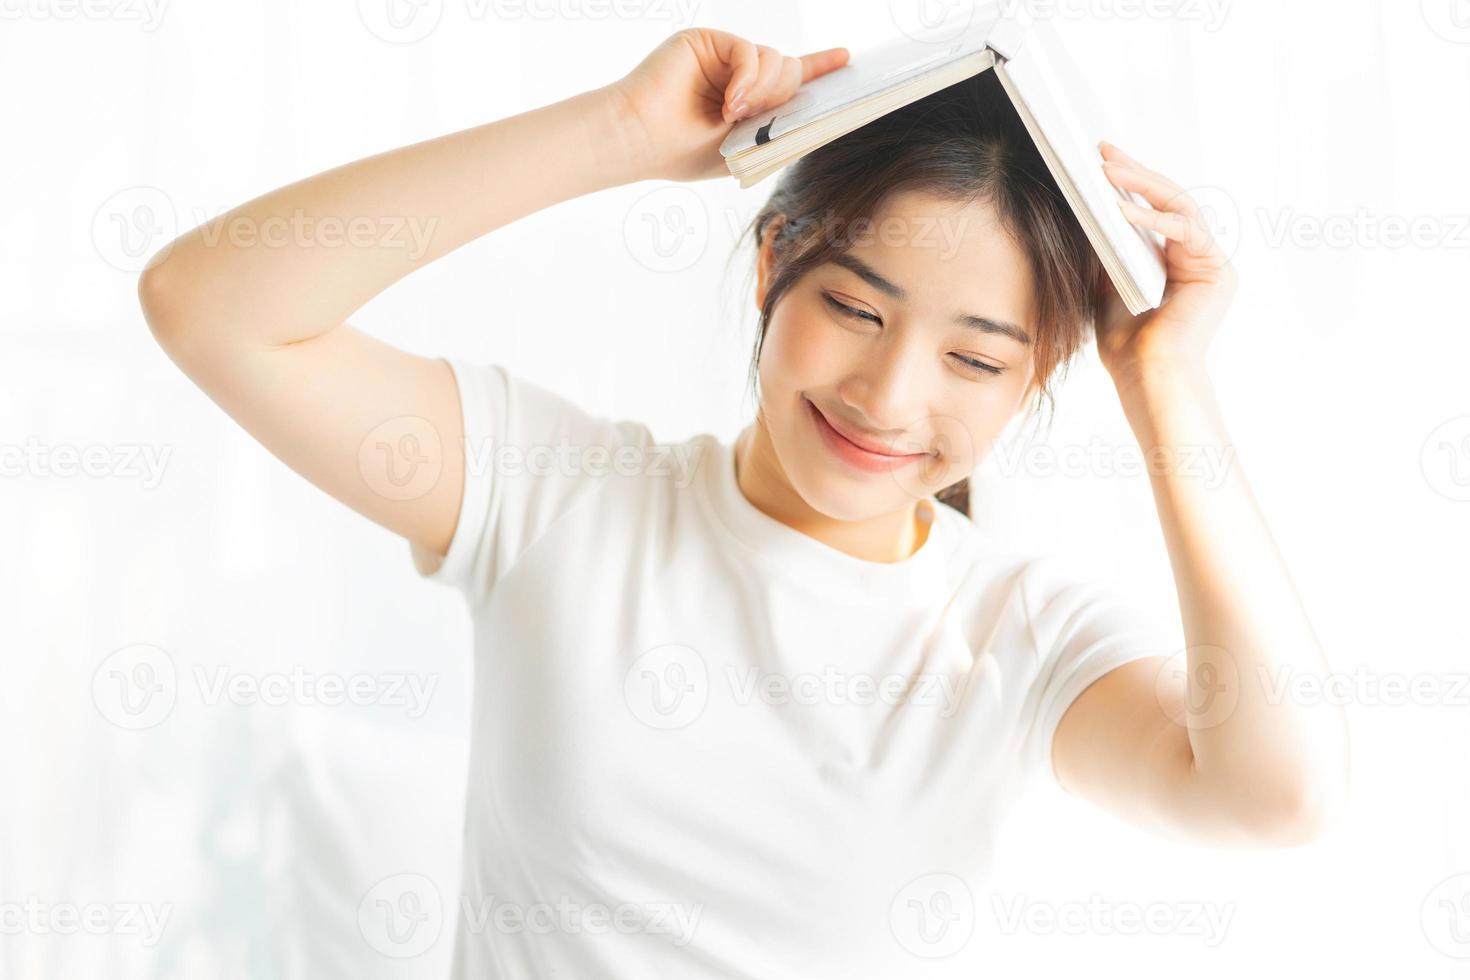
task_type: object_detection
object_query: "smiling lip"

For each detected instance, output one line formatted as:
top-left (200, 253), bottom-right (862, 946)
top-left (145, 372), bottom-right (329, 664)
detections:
top-left (804, 396), bottom-right (929, 474)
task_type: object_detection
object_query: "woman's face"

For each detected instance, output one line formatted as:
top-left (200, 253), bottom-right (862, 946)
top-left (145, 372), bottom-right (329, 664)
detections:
top-left (753, 189), bottom-right (1040, 524)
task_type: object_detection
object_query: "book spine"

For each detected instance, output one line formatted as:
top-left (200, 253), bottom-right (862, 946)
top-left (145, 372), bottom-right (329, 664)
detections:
top-left (986, 8), bottom-right (1032, 60)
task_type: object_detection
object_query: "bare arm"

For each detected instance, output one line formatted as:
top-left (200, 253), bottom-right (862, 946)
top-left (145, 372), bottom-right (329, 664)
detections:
top-left (137, 86), bottom-right (643, 557)
top-left (139, 86), bottom-right (645, 355)
top-left (1052, 369), bottom-right (1349, 848)
top-left (137, 30), bottom-right (849, 559)
top-left (1050, 142), bottom-right (1349, 848)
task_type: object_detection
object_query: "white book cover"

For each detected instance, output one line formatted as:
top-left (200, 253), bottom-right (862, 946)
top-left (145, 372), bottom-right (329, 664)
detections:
top-left (718, 14), bottom-right (1009, 156)
top-left (719, 5), bottom-right (1168, 315)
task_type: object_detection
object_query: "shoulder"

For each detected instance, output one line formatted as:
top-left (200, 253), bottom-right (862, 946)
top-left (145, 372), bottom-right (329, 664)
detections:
top-left (456, 358), bottom-right (658, 448)
top-left (935, 524), bottom-right (1147, 658)
top-left (927, 501), bottom-right (1040, 599)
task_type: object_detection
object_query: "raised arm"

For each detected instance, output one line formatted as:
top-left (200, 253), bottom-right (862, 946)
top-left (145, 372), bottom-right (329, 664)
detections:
top-left (136, 85), bottom-right (647, 558)
top-left (137, 29), bottom-right (849, 559)
top-left (1049, 142), bottom-right (1350, 848)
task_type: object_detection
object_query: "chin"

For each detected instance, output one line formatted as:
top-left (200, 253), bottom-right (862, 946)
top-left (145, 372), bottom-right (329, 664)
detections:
top-left (781, 426), bottom-right (916, 523)
top-left (794, 470), bottom-right (881, 522)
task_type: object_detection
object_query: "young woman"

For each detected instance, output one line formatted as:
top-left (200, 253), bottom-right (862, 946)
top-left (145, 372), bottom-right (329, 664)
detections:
top-left (138, 27), bottom-right (1348, 979)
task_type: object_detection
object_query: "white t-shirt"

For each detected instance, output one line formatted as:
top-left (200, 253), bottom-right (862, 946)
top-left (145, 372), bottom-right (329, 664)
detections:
top-left (409, 358), bottom-right (1175, 978)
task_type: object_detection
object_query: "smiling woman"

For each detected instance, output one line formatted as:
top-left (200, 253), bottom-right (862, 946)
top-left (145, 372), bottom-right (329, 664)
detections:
top-left (135, 24), bottom-right (1344, 979)
top-left (739, 67), bottom-right (1104, 533)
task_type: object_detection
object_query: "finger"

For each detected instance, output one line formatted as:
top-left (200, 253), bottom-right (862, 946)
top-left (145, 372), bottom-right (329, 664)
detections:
top-left (768, 55), bottom-right (806, 111)
top-left (1099, 139), bottom-right (1144, 168)
top-left (715, 35), bottom-right (760, 120)
top-left (1102, 164), bottom-right (1226, 267)
top-left (746, 45), bottom-right (786, 113)
top-left (798, 46), bottom-right (849, 82)
top-left (1099, 141), bottom-right (1178, 192)
top-left (751, 47), bottom-right (845, 118)
top-left (1103, 162), bottom-right (1197, 222)
top-left (1118, 198), bottom-right (1220, 261)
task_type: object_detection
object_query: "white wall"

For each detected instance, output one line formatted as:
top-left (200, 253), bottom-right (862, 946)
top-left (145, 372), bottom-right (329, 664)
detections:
top-left (3, 0), bottom-right (1468, 976)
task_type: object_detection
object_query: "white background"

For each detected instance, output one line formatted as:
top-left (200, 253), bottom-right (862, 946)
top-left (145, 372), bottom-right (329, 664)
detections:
top-left (3, 0), bottom-right (1469, 976)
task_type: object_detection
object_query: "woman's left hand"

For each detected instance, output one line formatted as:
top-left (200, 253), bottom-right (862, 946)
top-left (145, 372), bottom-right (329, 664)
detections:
top-left (1093, 140), bottom-right (1238, 394)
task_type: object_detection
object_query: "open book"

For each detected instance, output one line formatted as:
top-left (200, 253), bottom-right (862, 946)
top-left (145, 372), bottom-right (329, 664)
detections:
top-left (719, 6), bottom-right (1168, 315)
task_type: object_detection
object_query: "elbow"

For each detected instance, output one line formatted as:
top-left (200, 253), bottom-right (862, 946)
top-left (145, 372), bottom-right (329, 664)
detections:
top-left (1240, 777), bottom-right (1348, 848)
top-left (137, 250), bottom-right (176, 341)
top-left (137, 242), bottom-right (193, 348)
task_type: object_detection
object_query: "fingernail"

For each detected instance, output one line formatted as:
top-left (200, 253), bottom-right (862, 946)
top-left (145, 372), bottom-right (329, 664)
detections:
top-left (730, 85), bottom-right (745, 103)
top-left (731, 100), bottom-right (748, 116)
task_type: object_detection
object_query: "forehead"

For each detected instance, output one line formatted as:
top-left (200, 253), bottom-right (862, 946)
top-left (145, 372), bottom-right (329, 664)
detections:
top-left (840, 188), bottom-right (1036, 331)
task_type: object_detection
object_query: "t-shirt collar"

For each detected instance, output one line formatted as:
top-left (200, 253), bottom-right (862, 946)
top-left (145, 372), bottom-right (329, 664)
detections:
top-left (694, 434), bottom-right (951, 603)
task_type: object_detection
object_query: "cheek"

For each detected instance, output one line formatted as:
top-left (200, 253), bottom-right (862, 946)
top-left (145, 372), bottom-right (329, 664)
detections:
top-left (764, 304), bottom-right (834, 382)
top-left (899, 392), bottom-right (1022, 496)
top-left (758, 298), bottom-right (839, 398)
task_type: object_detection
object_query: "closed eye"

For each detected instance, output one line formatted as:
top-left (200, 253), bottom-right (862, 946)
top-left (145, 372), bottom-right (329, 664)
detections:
top-left (822, 291), bottom-right (881, 323)
top-left (953, 354), bottom-right (1004, 376)
top-left (822, 290), bottom-right (1005, 377)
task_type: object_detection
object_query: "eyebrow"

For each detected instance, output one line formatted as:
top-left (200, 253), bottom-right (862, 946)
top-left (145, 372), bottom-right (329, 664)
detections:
top-left (828, 252), bottom-right (1033, 347)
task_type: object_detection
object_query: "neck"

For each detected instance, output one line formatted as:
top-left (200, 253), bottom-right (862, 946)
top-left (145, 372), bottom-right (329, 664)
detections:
top-left (734, 421), bottom-right (931, 564)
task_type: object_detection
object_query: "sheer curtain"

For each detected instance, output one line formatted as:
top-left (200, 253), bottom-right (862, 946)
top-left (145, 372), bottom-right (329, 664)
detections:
top-left (3, 0), bottom-right (1466, 975)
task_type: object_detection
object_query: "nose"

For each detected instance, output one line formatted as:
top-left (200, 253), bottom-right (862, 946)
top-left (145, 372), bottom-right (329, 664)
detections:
top-left (835, 333), bottom-right (929, 442)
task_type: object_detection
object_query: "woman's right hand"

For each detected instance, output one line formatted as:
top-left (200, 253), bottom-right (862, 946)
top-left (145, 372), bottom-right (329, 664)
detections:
top-left (605, 28), bottom-right (849, 183)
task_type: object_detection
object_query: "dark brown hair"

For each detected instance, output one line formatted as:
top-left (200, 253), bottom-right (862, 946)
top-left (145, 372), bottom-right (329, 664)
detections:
top-left (734, 69), bottom-right (1105, 518)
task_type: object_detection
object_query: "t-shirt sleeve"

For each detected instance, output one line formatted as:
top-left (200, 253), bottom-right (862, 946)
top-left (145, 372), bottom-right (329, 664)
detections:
top-left (408, 357), bottom-right (653, 601)
top-left (1016, 554), bottom-right (1182, 790)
